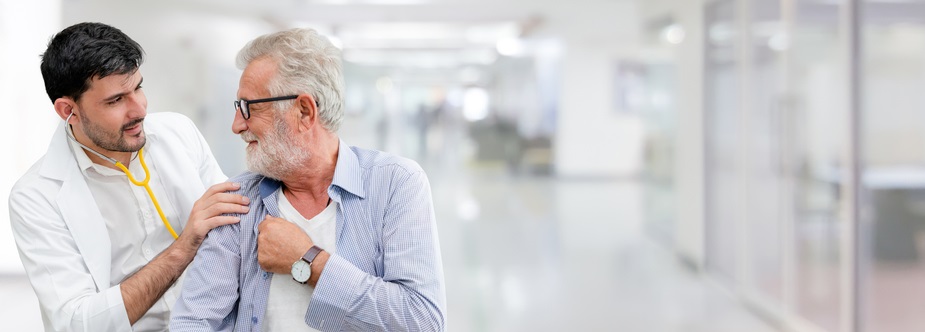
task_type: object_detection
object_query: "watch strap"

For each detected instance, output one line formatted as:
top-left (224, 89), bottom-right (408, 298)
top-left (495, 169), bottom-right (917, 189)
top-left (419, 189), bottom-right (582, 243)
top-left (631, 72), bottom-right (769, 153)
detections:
top-left (302, 245), bottom-right (323, 265)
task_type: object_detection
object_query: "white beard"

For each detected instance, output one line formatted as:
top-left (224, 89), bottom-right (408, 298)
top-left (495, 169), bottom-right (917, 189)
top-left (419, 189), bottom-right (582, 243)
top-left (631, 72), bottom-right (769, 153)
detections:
top-left (240, 116), bottom-right (310, 180)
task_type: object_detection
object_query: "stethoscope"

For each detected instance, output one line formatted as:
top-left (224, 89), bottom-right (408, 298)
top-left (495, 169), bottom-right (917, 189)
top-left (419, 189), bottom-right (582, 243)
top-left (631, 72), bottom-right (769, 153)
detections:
top-left (65, 113), bottom-right (179, 239)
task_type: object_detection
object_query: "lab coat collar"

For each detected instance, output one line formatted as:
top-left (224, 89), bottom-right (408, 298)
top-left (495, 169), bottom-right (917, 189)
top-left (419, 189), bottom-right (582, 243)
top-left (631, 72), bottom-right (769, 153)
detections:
top-left (40, 123), bottom-right (78, 181)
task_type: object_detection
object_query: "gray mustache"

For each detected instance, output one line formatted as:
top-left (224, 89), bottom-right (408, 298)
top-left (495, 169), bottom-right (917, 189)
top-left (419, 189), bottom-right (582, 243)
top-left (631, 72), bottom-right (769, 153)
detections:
top-left (241, 131), bottom-right (257, 143)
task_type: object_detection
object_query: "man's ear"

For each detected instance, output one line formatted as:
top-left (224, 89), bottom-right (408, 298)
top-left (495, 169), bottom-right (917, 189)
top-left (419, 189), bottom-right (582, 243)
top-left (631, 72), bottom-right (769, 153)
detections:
top-left (53, 97), bottom-right (77, 122)
top-left (297, 94), bottom-right (318, 129)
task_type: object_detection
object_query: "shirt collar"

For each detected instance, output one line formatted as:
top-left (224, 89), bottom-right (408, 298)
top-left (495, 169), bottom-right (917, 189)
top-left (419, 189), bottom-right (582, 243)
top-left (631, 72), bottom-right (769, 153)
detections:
top-left (331, 139), bottom-right (366, 199)
top-left (67, 134), bottom-right (96, 172)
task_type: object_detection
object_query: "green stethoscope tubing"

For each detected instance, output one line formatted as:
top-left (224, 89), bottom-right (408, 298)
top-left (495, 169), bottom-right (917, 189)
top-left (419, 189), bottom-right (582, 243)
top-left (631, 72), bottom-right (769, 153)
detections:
top-left (65, 114), bottom-right (179, 239)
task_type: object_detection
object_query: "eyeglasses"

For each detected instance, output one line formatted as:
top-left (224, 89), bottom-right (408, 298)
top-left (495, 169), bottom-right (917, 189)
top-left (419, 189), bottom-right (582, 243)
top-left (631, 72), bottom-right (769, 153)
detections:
top-left (234, 95), bottom-right (298, 120)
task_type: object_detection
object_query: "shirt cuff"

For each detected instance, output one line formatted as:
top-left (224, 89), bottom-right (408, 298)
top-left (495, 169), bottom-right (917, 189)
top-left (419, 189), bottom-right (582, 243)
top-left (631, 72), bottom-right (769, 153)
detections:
top-left (104, 284), bottom-right (132, 330)
top-left (305, 254), bottom-right (366, 330)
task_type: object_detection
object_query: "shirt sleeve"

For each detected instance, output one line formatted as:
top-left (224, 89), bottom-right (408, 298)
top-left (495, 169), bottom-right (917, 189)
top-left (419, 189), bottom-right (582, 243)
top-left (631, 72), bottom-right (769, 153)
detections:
top-left (305, 169), bottom-right (447, 331)
top-left (170, 221), bottom-right (242, 331)
top-left (10, 187), bottom-right (132, 332)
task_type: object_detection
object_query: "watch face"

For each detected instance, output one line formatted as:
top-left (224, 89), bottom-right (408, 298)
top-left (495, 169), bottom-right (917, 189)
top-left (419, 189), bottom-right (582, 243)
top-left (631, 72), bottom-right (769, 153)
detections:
top-left (291, 260), bottom-right (311, 283)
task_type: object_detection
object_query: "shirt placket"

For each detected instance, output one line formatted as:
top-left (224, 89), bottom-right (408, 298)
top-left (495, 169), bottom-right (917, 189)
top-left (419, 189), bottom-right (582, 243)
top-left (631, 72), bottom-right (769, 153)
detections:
top-left (129, 154), bottom-right (175, 318)
top-left (129, 159), bottom-right (158, 260)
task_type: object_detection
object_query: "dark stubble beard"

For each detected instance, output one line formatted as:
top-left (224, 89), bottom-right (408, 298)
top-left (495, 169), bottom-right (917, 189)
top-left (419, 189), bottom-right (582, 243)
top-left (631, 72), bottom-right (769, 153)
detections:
top-left (79, 113), bottom-right (145, 152)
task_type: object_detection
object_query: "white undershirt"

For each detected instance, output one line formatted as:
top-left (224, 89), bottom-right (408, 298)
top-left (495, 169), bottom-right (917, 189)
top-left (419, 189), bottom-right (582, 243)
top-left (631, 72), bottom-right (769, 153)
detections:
top-left (68, 138), bottom-right (182, 332)
top-left (262, 188), bottom-right (338, 332)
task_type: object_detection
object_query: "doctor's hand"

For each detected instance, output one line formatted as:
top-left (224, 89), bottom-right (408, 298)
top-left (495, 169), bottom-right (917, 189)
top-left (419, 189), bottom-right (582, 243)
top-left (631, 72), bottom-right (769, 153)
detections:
top-left (257, 215), bottom-right (314, 274)
top-left (176, 182), bottom-right (249, 254)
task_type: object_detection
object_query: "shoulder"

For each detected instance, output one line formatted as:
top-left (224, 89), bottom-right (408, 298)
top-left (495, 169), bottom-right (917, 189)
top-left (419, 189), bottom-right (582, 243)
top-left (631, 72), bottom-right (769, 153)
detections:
top-left (228, 171), bottom-right (264, 188)
top-left (351, 146), bottom-right (425, 178)
top-left (10, 156), bottom-right (51, 195)
top-left (9, 157), bottom-right (58, 215)
top-left (211, 172), bottom-right (267, 235)
top-left (226, 171), bottom-right (267, 197)
top-left (348, 146), bottom-right (431, 195)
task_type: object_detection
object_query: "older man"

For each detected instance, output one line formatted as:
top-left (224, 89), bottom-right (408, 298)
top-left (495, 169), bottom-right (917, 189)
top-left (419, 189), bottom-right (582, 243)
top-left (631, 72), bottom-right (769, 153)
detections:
top-left (171, 28), bottom-right (446, 331)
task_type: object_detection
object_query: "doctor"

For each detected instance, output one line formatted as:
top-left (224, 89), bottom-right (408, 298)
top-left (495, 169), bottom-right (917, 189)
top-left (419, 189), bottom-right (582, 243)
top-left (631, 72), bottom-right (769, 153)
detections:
top-left (8, 22), bottom-right (248, 331)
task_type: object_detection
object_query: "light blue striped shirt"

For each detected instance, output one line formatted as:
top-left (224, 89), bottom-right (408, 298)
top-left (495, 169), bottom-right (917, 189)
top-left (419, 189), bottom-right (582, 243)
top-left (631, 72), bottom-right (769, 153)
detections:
top-left (170, 140), bottom-right (446, 331)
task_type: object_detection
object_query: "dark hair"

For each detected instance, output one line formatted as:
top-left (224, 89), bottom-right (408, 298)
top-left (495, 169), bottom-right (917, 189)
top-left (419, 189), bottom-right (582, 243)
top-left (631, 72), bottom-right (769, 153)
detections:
top-left (40, 22), bottom-right (145, 103)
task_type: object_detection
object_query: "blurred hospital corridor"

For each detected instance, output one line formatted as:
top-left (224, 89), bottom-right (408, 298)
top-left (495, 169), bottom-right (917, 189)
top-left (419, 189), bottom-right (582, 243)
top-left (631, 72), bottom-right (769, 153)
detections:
top-left (5, 0), bottom-right (925, 331)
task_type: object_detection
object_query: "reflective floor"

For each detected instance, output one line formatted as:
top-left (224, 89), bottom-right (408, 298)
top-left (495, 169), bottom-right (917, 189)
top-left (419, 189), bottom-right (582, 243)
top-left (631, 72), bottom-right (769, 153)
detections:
top-left (0, 158), bottom-right (778, 332)
top-left (426, 157), bottom-right (778, 332)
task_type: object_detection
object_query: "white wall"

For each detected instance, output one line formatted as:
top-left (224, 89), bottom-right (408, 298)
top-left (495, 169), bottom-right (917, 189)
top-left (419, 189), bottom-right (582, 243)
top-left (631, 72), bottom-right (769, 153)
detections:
top-left (547, 1), bottom-right (646, 178)
top-left (0, 0), bottom-right (62, 273)
top-left (556, 44), bottom-right (645, 177)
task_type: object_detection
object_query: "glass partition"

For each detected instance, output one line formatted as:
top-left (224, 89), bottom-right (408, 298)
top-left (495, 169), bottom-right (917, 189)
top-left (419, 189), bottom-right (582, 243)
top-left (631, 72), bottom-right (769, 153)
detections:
top-left (789, 1), bottom-right (846, 331)
top-left (745, 0), bottom-right (785, 310)
top-left (861, 1), bottom-right (925, 331)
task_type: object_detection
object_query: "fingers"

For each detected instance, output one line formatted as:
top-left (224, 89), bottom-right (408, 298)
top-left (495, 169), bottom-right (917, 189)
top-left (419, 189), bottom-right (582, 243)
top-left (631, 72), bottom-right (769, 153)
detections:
top-left (192, 183), bottom-right (251, 219)
top-left (177, 183), bottom-right (247, 251)
top-left (257, 215), bottom-right (285, 231)
top-left (203, 182), bottom-right (241, 197)
top-left (198, 190), bottom-right (249, 209)
top-left (205, 193), bottom-right (250, 206)
top-left (256, 255), bottom-right (274, 273)
top-left (201, 215), bottom-right (241, 230)
top-left (203, 202), bottom-right (250, 217)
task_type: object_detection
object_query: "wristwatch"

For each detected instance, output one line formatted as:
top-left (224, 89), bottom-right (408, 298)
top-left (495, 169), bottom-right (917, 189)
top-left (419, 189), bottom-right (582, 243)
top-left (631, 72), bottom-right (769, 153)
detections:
top-left (291, 245), bottom-right (323, 284)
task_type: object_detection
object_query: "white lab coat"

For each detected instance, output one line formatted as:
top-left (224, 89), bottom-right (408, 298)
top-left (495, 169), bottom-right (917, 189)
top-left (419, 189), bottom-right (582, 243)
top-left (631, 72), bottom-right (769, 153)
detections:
top-left (8, 112), bottom-right (227, 332)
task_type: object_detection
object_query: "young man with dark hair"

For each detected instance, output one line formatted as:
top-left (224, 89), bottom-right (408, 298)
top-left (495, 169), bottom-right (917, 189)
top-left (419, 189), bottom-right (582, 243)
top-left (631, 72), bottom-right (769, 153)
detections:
top-left (9, 22), bottom-right (249, 332)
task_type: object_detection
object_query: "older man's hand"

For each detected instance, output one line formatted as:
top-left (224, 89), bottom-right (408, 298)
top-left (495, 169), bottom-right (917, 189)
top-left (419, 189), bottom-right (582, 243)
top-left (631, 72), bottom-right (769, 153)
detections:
top-left (257, 215), bottom-right (314, 274)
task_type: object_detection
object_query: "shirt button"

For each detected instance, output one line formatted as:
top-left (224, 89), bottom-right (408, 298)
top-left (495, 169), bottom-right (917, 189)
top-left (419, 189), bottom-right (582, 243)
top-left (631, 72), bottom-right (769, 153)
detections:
top-left (144, 249), bottom-right (152, 256)
top-left (252, 316), bottom-right (259, 324)
top-left (263, 272), bottom-right (270, 280)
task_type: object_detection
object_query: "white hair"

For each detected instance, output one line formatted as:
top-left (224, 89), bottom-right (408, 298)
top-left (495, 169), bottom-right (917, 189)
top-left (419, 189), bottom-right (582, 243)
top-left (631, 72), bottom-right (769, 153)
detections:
top-left (236, 28), bottom-right (345, 132)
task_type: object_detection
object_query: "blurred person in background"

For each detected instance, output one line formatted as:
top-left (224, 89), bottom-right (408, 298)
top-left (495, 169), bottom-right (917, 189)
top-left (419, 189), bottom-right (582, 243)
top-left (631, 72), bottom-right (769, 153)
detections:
top-left (171, 28), bottom-right (446, 331)
top-left (8, 22), bottom-right (249, 331)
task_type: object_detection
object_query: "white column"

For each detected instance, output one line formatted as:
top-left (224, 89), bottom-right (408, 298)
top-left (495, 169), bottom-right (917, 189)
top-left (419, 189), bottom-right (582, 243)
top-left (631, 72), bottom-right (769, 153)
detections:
top-left (669, 0), bottom-right (706, 268)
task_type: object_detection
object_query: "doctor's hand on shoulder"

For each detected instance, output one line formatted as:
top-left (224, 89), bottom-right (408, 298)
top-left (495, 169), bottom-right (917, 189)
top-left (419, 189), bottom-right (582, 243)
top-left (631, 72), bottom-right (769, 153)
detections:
top-left (176, 182), bottom-right (250, 254)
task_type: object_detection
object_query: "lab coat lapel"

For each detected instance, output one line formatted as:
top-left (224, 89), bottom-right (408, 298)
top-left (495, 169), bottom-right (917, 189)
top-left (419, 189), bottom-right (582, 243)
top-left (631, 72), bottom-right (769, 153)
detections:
top-left (145, 131), bottom-right (196, 230)
top-left (40, 123), bottom-right (112, 291)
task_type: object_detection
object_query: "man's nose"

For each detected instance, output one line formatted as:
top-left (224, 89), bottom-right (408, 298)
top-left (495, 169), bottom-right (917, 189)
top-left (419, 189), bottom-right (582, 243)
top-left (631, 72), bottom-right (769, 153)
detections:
top-left (232, 107), bottom-right (248, 134)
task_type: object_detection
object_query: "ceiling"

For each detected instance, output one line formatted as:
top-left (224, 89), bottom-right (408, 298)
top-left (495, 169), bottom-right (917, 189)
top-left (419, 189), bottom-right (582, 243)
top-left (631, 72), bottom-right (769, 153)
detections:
top-left (66, 0), bottom-right (639, 68)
